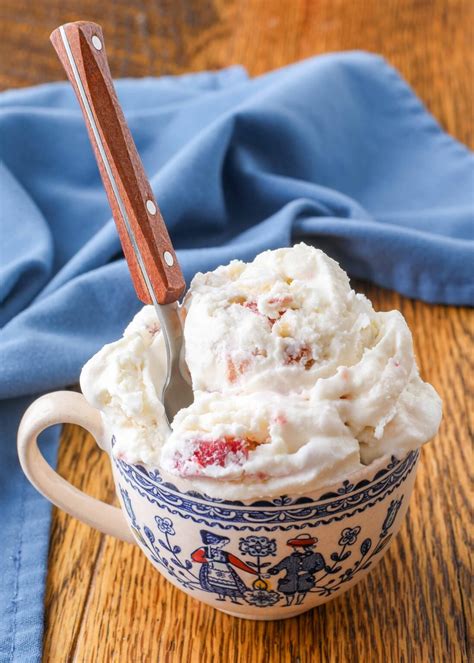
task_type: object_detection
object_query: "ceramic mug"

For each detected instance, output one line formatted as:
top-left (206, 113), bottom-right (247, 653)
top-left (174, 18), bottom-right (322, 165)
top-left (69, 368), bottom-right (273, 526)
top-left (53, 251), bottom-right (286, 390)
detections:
top-left (18, 391), bottom-right (419, 620)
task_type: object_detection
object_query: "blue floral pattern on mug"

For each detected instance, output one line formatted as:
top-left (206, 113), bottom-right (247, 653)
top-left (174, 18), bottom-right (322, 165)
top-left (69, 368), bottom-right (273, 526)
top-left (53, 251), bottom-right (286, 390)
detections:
top-left (119, 488), bottom-right (405, 608)
top-left (114, 449), bottom-right (418, 529)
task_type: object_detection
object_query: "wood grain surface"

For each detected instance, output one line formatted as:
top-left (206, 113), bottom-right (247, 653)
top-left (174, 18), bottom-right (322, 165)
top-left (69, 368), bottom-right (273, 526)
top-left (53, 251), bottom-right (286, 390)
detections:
top-left (1, 1), bottom-right (472, 662)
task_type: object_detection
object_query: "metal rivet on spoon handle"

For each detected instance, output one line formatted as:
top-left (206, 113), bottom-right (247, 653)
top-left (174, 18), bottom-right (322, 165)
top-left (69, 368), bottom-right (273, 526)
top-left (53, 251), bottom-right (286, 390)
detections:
top-left (50, 21), bottom-right (193, 425)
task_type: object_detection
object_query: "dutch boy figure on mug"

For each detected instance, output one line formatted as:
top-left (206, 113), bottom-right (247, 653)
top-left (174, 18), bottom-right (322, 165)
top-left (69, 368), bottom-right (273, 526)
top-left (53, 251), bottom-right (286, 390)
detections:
top-left (268, 534), bottom-right (330, 606)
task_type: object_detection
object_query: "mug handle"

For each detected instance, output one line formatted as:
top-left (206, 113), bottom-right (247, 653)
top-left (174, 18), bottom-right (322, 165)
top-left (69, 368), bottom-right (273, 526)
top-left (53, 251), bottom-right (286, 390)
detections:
top-left (17, 390), bottom-right (134, 543)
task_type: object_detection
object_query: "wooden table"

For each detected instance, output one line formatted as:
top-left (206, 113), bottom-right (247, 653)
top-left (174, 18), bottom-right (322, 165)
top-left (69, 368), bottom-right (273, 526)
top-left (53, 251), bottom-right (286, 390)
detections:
top-left (2, 1), bottom-right (472, 661)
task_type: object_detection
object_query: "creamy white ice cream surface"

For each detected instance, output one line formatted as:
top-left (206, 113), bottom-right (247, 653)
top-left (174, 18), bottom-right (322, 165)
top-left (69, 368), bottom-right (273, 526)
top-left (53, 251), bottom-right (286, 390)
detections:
top-left (80, 243), bottom-right (442, 499)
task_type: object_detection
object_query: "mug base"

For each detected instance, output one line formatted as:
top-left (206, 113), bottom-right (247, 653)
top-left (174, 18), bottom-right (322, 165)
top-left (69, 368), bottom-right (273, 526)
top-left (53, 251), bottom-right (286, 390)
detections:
top-left (218, 606), bottom-right (311, 621)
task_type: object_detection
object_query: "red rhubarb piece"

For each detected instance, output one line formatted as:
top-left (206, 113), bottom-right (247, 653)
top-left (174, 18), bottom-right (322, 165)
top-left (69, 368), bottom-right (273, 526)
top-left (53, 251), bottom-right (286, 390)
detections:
top-left (192, 436), bottom-right (249, 468)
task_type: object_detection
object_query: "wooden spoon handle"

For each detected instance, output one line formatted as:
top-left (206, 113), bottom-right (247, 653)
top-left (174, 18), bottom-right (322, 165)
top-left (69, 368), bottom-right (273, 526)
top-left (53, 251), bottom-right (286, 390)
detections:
top-left (50, 21), bottom-right (185, 305)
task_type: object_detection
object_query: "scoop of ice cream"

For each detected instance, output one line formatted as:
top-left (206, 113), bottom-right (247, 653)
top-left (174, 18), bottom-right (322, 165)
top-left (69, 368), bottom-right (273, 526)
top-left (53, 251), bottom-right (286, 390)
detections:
top-left (159, 390), bottom-right (362, 498)
top-left (160, 301), bottom-right (440, 497)
top-left (80, 243), bottom-right (442, 499)
top-left (183, 243), bottom-right (377, 393)
top-left (80, 306), bottom-right (168, 466)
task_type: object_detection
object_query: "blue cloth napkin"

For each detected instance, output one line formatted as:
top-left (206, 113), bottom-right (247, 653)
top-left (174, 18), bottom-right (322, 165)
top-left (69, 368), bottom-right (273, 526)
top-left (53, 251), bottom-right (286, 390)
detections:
top-left (0, 52), bottom-right (473, 661)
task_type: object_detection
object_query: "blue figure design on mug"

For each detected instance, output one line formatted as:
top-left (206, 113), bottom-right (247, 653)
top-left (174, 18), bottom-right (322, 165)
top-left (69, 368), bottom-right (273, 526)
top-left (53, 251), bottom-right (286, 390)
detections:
top-left (191, 530), bottom-right (258, 603)
top-left (117, 456), bottom-right (411, 608)
top-left (268, 534), bottom-right (329, 606)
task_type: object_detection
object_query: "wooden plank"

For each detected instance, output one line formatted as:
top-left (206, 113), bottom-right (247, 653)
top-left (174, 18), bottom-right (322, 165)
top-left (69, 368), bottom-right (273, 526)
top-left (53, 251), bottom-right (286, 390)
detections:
top-left (0, 0), bottom-right (471, 661)
top-left (1, 0), bottom-right (472, 146)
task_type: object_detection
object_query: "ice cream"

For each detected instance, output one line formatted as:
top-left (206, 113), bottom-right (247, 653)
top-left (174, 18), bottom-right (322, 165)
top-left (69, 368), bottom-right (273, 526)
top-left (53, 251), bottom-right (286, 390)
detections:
top-left (80, 243), bottom-right (442, 499)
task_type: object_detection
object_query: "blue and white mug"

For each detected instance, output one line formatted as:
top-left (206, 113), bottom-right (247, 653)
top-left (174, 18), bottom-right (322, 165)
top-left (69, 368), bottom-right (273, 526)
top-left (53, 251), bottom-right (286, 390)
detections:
top-left (18, 391), bottom-right (419, 620)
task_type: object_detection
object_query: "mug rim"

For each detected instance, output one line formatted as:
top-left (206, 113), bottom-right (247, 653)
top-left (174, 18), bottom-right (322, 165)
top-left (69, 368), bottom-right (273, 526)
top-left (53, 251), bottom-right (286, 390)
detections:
top-left (112, 440), bottom-right (418, 508)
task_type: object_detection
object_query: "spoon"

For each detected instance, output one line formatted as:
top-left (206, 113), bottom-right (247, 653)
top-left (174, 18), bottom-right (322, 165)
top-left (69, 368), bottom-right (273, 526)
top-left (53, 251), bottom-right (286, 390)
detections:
top-left (50, 21), bottom-right (193, 426)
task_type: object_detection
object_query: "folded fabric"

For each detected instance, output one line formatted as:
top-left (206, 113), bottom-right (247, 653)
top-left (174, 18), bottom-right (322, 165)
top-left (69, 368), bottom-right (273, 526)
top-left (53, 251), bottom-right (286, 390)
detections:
top-left (0, 52), bottom-right (473, 662)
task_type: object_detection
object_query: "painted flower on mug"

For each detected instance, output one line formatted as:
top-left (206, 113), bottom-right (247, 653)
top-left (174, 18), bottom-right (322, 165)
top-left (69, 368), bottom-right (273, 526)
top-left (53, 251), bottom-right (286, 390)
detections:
top-left (245, 588), bottom-right (281, 607)
top-left (338, 526), bottom-right (361, 546)
top-left (119, 487), bottom-right (138, 529)
top-left (239, 536), bottom-right (277, 557)
top-left (155, 515), bottom-right (175, 535)
top-left (382, 498), bottom-right (403, 535)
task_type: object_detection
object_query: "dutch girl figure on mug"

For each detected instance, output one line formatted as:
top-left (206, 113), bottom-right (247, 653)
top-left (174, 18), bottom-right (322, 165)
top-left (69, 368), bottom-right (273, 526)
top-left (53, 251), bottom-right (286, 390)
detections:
top-left (268, 534), bottom-right (329, 606)
top-left (191, 530), bottom-right (257, 603)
